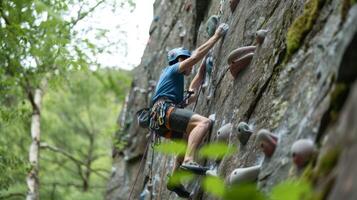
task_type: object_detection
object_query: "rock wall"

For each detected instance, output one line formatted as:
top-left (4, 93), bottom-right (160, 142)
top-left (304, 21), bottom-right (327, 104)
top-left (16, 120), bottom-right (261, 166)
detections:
top-left (106, 0), bottom-right (357, 199)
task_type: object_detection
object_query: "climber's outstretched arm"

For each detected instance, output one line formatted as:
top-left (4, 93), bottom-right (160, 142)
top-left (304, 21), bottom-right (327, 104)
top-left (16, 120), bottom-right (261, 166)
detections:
top-left (178, 23), bottom-right (228, 73)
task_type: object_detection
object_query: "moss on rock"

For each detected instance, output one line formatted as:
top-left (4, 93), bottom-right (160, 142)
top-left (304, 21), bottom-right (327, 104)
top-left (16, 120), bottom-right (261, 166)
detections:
top-left (286, 0), bottom-right (325, 58)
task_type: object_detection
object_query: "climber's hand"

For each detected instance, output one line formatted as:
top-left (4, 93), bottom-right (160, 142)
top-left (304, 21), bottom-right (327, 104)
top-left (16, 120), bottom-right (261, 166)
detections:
top-left (215, 23), bottom-right (229, 37)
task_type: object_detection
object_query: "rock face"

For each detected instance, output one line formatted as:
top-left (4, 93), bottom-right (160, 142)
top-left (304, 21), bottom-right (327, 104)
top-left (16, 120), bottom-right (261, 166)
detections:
top-left (106, 0), bottom-right (357, 199)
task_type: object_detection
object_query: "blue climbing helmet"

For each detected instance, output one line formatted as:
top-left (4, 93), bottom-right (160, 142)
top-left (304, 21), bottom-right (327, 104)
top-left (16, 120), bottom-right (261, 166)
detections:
top-left (167, 47), bottom-right (191, 65)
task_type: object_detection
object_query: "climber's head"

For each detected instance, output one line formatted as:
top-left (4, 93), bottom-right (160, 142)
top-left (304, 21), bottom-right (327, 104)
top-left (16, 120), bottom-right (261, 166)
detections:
top-left (167, 47), bottom-right (191, 66)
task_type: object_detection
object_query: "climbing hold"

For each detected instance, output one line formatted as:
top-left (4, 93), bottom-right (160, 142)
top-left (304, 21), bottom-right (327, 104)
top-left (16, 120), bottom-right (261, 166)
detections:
top-left (139, 188), bottom-right (150, 200)
top-left (291, 139), bottom-right (316, 168)
top-left (216, 123), bottom-right (233, 141)
top-left (206, 15), bottom-right (219, 37)
top-left (227, 46), bottom-right (256, 65)
top-left (153, 16), bottom-right (160, 22)
top-left (256, 129), bottom-right (278, 158)
top-left (206, 167), bottom-right (218, 177)
top-left (237, 122), bottom-right (253, 145)
top-left (255, 29), bottom-right (268, 45)
top-left (205, 55), bottom-right (213, 75)
top-left (208, 114), bottom-right (216, 121)
top-left (229, 165), bottom-right (260, 185)
top-left (229, 0), bottom-right (240, 13)
top-left (229, 53), bottom-right (254, 78)
top-left (227, 46), bottom-right (256, 78)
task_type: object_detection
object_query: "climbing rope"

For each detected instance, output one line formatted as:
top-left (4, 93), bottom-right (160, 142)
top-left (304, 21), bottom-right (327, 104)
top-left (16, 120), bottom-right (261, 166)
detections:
top-left (148, 134), bottom-right (156, 200)
top-left (127, 131), bottom-right (155, 200)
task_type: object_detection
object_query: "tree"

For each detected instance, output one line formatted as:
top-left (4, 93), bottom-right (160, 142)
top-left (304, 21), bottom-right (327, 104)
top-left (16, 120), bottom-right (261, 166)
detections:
top-left (0, 0), bottom-right (134, 199)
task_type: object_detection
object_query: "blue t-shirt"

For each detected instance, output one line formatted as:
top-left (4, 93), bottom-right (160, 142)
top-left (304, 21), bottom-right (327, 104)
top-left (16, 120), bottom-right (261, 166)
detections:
top-left (152, 63), bottom-right (184, 104)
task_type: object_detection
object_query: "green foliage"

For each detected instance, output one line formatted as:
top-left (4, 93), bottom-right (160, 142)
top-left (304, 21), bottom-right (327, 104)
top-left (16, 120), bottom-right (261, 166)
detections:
top-left (155, 140), bottom-right (187, 156)
top-left (224, 184), bottom-right (265, 200)
top-left (0, 147), bottom-right (27, 191)
top-left (271, 180), bottom-right (312, 200)
top-left (198, 142), bottom-right (236, 159)
top-left (286, 0), bottom-right (325, 58)
top-left (39, 69), bottom-right (130, 199)
top-left (168, 170), bottom-right (195, 187)
top-left (202, 176), bottom-right (226, 198)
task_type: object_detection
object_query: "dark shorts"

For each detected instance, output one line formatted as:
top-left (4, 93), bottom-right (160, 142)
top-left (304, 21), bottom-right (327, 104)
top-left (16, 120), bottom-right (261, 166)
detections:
top-left (158, 106), bottom-right (194, 139)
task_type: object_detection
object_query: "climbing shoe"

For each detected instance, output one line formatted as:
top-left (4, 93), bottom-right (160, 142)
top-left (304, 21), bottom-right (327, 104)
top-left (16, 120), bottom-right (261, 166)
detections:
top-left (167, 175), bottom-right (190, 198)
top-left (180, 161), bottom-right (210, 175)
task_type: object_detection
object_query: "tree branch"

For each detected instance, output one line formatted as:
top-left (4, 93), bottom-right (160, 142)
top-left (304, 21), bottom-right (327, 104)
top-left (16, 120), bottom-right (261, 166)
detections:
top-left (40, 142), bottom-right (86, 166)
top-left (70, 0), bottom-right (105, 28)
top-left (40, 142), bottom-right (108, 179)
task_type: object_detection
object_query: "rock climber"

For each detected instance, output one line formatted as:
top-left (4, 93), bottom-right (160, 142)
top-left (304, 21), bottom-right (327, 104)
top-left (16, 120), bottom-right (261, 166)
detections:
top-left (149, 23), bottom-right (229, 197)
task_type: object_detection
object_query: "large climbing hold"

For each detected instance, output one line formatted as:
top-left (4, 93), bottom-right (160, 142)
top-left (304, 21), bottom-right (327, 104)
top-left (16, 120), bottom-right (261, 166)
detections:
top-left (255, 29), bottom-right (268, 45)
top-left (227, 46), bottom-right (256, 78)
top-left (291, 139), bottom-right (316, 169)
top-left (229, 165), bottom-right (260, 185)
top-left (237, 122), bottom-right (253, 145)
top-left (216, 123), bottom-right (233, 141)
top-left (256, 129), bottom-right (278, 158)
top-left (206, 15), bottom-right (219, 37)
top-left (229, 0), bottom-right (240, 13)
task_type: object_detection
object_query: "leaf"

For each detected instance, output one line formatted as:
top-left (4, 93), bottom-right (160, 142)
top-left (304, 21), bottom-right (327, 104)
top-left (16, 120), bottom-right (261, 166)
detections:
top-left (224, 184), bottom-right (265, 200)
top-left (198, 142), bottom-right (236, 159)
top-left (155, 140), bottom-right (187, 156)
top-left (202, 176), bottom-right (226, 198)
top-left (168, 170), bottom-right (195, 186)
top-left (270, 180), bottom-right (311, 200)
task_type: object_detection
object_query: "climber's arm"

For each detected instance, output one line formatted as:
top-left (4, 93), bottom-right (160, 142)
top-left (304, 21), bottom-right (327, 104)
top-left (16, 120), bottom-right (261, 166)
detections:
top-left (178, 23), bottom-right (228, 73)
top-left (186, 60), bottom-right (206, 105)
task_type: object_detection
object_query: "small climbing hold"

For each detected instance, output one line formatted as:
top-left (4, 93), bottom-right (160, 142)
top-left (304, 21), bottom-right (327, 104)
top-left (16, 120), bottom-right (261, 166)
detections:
top-left (255, 29), bottom-right (268, 45)
top-left (229, 165), bottom-right (260, 185)
top-left (153, 16), bottom-right (160, 22)
top-left (139, 188), bottom-right (150, 200)
top-left (208, 114), bottom-right (216, 121)
top-left (237, 122), bottom-right (253, 145)
top-left (206, 15), bottom-right (219, 37)
top-left (216, 123), bottom-right (233, 141)
top-left (206, 167), bottom-right (218, 177)
top-left (256, 129), bottom-right (278, 158)
top-left (227, 46), bottom-right (256, 78)
top-left (229, 0), bottom-right (240, 13)
top-left (291, 139), bottom-right (316, 168)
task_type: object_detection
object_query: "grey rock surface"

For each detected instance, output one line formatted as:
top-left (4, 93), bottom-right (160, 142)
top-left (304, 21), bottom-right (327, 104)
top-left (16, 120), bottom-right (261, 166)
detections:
top-left (106, 0), bottom-right (357, 199)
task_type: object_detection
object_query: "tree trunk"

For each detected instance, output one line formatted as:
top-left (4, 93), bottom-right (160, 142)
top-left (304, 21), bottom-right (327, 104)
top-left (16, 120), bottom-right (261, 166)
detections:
top-left (26, 78), bottom-right (47, 200)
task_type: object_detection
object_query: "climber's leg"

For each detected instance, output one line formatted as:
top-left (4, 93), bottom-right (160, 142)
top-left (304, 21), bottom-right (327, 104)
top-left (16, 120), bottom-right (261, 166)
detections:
top-left (183, 114), bottom-right (211, 163)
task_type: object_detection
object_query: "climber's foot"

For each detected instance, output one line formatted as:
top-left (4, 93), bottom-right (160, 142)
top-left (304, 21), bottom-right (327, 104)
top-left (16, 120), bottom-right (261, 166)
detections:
top-left (180, 161), bottom-right (210, 175)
